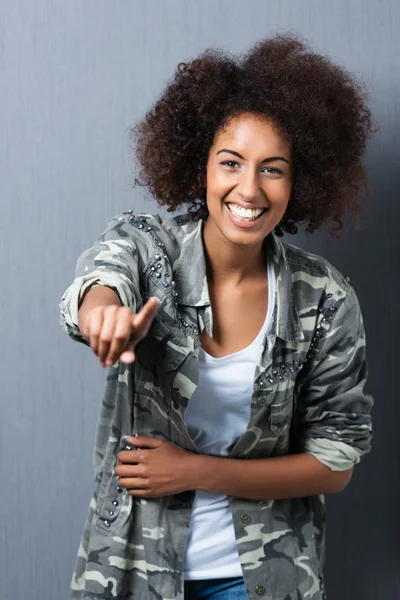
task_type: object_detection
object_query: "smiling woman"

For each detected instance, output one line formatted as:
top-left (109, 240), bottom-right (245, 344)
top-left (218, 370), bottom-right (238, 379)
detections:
top-left (60, 33), bottom-right (374, 600)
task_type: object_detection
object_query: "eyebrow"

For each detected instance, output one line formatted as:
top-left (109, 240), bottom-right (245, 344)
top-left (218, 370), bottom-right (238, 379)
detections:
top-left (216, 148), bottom-right (290, 164)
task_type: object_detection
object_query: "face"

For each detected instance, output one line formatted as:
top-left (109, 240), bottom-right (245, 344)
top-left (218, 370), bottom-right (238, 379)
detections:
top-left (205, 113), bottom-right (293, 247)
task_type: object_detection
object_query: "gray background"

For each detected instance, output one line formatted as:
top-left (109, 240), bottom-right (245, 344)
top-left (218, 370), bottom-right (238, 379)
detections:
top-left (0, 1), bottom-right (398, 599)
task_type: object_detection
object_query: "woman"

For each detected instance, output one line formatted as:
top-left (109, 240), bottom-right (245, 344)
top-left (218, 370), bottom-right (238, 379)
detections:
top-left (60, 34), bottom-right (374, 600)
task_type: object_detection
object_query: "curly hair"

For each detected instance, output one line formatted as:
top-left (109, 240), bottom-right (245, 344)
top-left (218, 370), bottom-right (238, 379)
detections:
top-left (132, 33), bottom-right (374, 236)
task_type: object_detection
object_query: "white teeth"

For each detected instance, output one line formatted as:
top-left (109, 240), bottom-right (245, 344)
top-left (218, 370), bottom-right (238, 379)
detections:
top-left (227, 203), bottom-right (265, 221)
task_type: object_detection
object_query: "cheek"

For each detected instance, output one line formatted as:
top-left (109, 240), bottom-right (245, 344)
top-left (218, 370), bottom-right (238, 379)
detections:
top-left (267, 181), bottom-right (292, 209)
top-left (206, 173), bottom-right (232, 208)
top-left (206, 162), bottom-right (233, 190)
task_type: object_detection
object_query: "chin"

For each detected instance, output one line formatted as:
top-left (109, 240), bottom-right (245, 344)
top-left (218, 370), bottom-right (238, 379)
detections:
top-left (221, 213), bottom-right (278, 246)
top-left (219, 224), bottom-right (270, 247)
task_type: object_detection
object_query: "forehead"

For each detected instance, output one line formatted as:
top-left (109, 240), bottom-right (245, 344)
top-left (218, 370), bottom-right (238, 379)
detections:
top-left (212, 113), bottom-right (290, 154)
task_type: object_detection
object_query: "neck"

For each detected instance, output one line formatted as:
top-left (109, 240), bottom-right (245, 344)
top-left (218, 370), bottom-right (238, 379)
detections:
top-left (202, 217), bottom-right (267, 286)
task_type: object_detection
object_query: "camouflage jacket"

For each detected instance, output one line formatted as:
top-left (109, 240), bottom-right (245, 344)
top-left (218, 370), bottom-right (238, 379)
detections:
top-left (59, 211), bottom-right (373, 600)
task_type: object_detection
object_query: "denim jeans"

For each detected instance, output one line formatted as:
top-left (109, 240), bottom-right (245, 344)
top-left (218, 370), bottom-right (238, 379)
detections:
top-left (184, 577), bottom-right (248, 600)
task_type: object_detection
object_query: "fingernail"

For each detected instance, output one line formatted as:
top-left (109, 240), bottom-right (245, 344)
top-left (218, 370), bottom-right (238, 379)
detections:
top-left (105, 360), bottom-right (113, 366)
top-left (100, 361), bottom-right (105, 367)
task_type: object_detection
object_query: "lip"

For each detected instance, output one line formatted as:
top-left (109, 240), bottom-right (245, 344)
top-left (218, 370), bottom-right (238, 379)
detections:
top-left (224, 203), bottom-right (267, 229)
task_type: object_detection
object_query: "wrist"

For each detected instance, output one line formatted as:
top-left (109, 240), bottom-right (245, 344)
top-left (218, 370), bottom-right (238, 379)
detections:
top-left (187, 454), bottom-right (212, 492)
top-left (188, 454), bottom-right (227, 493)
top-left (78, 285), bottom-right (121, 333)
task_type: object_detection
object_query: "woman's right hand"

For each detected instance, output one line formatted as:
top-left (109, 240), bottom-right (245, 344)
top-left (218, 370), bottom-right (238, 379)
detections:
top-left (81, 297), bottom-right (160, 367)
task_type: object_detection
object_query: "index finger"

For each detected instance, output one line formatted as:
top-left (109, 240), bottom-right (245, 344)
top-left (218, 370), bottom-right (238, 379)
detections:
top-left (132, 297), bottom-right (160, 340)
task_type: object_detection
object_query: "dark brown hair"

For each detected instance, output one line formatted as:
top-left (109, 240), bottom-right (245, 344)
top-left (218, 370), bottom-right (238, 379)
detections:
top-left (132, 33), bottom-right (374, 236)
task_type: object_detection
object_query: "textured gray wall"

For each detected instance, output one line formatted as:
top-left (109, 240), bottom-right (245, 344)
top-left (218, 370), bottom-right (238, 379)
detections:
top-left (1, 1), bottom-right (398, 599)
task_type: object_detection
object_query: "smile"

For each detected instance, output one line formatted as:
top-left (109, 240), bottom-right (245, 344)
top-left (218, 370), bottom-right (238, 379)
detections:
top-left (226, 203), bottom-right (267, 221)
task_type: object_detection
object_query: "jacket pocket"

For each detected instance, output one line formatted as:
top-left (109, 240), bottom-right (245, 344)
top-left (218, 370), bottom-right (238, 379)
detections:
top-left (269, 393), bottom-right (294, 436)
top-left (134, 316), bottom-right (190, 399)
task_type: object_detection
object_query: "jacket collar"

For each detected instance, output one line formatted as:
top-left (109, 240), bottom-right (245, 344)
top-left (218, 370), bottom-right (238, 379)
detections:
top-left (173, 218), bottom-right (304, 342)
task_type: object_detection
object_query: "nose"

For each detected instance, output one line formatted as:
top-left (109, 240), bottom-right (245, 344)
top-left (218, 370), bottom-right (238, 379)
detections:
top-left (237, 169), bottom-right (261, 203)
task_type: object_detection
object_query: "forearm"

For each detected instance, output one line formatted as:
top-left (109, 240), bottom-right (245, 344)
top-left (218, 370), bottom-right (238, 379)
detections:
top-left (191, 452), bottom-right (353, 500)
top-left (78, 285), bottom-right (121, 333)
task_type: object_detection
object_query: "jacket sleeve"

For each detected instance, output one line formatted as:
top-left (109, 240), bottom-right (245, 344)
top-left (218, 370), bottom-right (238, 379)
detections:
top-left (59, 214), bottom-right (141, 346)
top-left (299, 285), bottom-right (373, 471)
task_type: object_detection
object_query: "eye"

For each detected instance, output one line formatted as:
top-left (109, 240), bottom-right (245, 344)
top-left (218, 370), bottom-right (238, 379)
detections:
top-left (220, 160), bottom-right (241, 168)
top-left (262, 166), bottom-right (283, 175)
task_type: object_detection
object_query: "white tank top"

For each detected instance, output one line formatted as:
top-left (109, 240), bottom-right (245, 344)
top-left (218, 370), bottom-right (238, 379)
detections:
top-left (183, 261), bottom-right (275, 580)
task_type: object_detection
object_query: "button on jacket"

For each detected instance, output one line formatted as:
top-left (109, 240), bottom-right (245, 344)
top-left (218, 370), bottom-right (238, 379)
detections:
top-left (59, 211), bottom-right (373, 600)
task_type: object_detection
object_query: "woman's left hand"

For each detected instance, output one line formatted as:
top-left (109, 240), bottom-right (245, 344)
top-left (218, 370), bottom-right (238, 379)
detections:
top-left (115, 436), bottom-right (197, 497)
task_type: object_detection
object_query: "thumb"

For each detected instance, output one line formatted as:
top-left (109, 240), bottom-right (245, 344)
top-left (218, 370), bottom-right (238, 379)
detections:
top-left (132, 297), bottom-right (160, 339)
